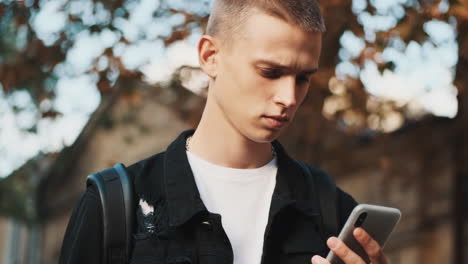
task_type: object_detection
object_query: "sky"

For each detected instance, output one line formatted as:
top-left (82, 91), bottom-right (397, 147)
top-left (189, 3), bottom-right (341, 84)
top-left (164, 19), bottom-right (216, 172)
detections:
top-left (337, 0), bottom-right (458, 119)
top-left (0, 0), bottom-right (460, 178)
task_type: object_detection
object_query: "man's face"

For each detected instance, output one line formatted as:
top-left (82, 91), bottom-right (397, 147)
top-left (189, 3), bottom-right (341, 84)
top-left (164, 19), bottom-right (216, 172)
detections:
top-left (210, 9), bottom-right (322, 143)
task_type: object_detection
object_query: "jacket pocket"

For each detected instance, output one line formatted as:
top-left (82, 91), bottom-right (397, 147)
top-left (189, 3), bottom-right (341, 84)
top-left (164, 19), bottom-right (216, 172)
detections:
top-left (197, 243), bottom-right (217, 264)
top-left (166, 256), bottom-right (192, 264)
top-left (280, 218), bottom-right (329, 263)
top-left (130, 235), bottom-right (195, 264)
top-left (129, 234), bottom-right (166, 264)
top-left (281, 237), bottom-right (328, 263)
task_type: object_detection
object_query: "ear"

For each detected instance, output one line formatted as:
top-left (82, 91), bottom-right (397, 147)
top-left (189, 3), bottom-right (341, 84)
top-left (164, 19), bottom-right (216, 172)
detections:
top-left (198, 35), bottom-right (218, 79)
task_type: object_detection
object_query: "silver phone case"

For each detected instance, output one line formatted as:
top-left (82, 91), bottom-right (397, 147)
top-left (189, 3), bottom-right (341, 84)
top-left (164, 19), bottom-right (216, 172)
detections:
top-left (326, 204), bottom-right (401, 264)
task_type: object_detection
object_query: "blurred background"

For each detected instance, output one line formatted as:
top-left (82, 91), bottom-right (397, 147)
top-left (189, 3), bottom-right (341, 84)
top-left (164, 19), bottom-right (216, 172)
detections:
top-left (0, 0), bottom-right (467, 263)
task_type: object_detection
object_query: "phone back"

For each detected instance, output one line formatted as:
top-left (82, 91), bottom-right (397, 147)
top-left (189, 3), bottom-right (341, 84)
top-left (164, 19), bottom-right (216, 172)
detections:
top-left (327, 204), bottom-right (401, 264)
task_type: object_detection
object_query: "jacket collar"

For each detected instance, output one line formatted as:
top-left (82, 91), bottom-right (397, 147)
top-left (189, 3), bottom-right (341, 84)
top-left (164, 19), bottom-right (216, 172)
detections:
top-left (163, 129), bottom-right (321, 227)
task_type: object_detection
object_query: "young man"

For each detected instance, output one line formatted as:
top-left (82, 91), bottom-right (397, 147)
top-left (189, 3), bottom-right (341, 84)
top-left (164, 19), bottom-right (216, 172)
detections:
top-left (60, 0), bottom-right (389, 263)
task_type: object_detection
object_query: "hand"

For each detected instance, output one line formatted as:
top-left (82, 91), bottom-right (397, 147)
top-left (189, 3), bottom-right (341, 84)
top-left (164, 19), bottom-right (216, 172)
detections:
top-left (310, 228), bottom-right (388, 264)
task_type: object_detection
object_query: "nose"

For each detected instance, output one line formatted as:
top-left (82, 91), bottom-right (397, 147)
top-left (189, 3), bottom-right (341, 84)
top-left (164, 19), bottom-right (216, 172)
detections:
top-left (273, 76), bottom-right (297, 108)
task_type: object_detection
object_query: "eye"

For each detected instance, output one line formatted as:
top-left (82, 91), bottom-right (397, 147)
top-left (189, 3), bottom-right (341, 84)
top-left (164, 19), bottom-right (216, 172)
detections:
top-left (261, 69), bottom-right (282, 79)
top-left (297, 74), bottom-right (311, 83)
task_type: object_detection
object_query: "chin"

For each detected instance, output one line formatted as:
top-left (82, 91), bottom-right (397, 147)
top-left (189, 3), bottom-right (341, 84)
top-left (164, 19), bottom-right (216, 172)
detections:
top-left (246, 127), bottom-right (283, 143)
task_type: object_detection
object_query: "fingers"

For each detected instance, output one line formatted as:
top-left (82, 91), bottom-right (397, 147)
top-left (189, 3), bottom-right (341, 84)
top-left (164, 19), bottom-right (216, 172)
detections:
top-left (311, 230), bottom-right (388, 264)
top-left (311, 255), bottom-right (330, 264)
top-left (321, 237), bottom-right (365, 264)
top-left (353, 228), bottom-right (387, 264)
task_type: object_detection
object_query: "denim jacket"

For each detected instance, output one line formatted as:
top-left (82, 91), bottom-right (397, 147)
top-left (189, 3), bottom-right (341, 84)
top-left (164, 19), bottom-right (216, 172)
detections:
top-left (59, 129), bottom-right (357, 264)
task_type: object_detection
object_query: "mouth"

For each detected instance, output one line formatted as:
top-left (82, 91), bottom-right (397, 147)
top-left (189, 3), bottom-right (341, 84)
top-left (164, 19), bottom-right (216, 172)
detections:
top-left (262, 115), bottom-right (290, 129)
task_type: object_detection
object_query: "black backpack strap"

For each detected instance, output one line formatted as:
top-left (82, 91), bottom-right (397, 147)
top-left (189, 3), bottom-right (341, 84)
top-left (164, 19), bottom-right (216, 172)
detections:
top-left (86, 163), bottom-right (135, 264)
top-left (295, 160), bottom-right (338, 240)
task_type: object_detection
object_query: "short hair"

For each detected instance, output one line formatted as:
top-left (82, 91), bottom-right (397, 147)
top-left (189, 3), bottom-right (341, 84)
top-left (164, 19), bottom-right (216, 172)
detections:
top-left (206, 0), bottom-right (326, 47)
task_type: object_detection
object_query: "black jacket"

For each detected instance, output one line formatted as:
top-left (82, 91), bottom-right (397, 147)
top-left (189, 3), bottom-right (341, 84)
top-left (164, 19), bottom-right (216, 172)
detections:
top-left (59, 129), bottom-right (357, 264)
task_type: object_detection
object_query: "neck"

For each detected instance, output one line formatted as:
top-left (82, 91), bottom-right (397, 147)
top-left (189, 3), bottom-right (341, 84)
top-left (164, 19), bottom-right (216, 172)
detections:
top-left (188, 95), bottom-right (274, 169)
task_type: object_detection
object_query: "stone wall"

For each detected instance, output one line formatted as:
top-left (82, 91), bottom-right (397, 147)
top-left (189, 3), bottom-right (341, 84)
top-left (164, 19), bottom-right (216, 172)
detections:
top-left (321, 120), bottom-right (456, 264)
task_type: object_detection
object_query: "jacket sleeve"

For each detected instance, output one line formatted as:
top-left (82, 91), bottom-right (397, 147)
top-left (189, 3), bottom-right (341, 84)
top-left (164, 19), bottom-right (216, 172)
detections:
top-left (59, 185), bottom-right (103, 264)
top-left (336, 187), bottom-right (359, 231)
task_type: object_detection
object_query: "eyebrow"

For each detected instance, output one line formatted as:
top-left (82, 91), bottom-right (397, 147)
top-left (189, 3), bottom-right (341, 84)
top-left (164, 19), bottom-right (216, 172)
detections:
top-left (253, 59), bottom-right (318, 75)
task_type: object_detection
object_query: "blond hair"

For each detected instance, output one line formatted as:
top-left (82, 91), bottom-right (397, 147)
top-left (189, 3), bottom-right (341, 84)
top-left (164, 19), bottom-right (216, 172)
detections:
top-left (206, 0), bottom-right (325, 46)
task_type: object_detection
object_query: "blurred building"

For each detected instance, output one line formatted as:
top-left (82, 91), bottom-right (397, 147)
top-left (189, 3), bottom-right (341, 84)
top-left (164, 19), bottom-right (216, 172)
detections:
top-left (0, 153), bottom-right (54, 264)
top-left (309, 117), bottom-right (460, 263)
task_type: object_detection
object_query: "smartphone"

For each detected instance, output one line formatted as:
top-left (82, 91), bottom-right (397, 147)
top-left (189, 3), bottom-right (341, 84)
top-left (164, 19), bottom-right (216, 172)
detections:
top-left (326, 204), bottom-right (401, 264)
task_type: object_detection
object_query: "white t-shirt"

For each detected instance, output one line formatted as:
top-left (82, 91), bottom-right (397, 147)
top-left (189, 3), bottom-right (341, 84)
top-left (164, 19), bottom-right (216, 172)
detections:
top-left (186, 150), bottom-right (278, 264)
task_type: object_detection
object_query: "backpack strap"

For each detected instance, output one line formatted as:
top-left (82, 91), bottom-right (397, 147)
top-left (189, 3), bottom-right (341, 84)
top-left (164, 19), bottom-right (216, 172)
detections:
top-left (295, 160), bottom-right (338, 240)
top-left (86, 163), bottom-right (135, 264)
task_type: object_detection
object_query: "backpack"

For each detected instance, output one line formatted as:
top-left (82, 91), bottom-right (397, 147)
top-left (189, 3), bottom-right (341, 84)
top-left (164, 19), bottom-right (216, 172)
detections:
top-left (86, 163), bottom-right (135, 264)
top-left (86, 161), bottom-right (338, 264)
